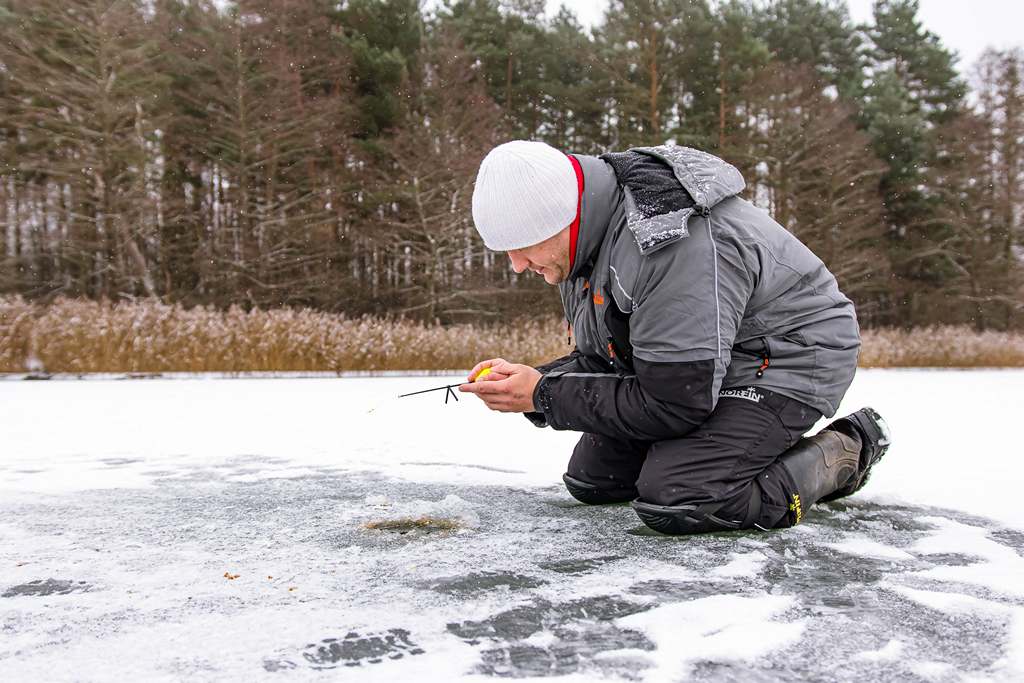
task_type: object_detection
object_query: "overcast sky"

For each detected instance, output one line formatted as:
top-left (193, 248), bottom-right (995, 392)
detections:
top-left (547, 0), bottom-right (1023, 77)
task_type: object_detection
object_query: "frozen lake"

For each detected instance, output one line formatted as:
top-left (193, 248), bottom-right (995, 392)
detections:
top-left (2, 370), bottom-right (1022, 681)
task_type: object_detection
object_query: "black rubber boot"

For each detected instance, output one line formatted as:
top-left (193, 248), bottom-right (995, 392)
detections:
top-left (562, 473), bottom-right (637, 505)
top-left (777, 430), bottom-right (861, 524)
top-left (817, 406), bottom-right (892, 503)
top-left (778, 407), bottom-right (892, 524)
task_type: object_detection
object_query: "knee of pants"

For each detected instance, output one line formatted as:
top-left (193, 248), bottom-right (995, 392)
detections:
top-left (636, 475), bottom-right (752, 520)
top-left (562, 473), bottom-right (636, 505)
top-left (635, 474), bottom-right (694, 507)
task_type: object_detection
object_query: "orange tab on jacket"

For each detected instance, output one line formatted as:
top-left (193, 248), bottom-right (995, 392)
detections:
top-left (593, 288), bottom-right (605, 305)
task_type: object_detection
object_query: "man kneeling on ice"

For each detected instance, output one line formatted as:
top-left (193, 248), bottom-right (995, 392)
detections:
top-left (460, 140), bottom-right (891, 535)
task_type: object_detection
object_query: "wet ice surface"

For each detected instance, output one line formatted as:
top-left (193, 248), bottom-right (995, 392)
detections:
top-left (3, 470), bottom-right (1024, 682)
top-left (2, 371), bottom-right (1023, 681)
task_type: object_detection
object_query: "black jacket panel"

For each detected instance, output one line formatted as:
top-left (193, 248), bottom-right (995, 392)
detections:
top-left (525, 350), bottom-right (613, 428)
top-left (532, 357), bottom-right (716, 441)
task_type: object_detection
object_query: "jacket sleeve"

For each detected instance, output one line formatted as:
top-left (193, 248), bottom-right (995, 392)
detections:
top-left (533, 349), bottom-right (613, 375)
top-left (530, 357), bottom-right (715, 440)
top-left (523, 350), bottom-right (612, 428)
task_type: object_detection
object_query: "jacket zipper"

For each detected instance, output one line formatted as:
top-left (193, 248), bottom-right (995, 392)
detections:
top-left (756, 337), bottom-right (771, 378)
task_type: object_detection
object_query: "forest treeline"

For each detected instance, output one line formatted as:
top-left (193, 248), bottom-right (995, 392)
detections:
top-left (0, 0), bottom-right (1021, 329)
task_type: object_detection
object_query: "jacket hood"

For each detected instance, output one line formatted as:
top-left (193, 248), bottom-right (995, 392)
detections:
top-left (566, 146), bottom-right (745, 274)
top-left (616, 145), bottom-right (746, 256)
top-left (632, 145), bottom-right (745, 213)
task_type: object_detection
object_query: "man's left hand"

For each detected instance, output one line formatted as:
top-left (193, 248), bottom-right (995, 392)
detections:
top-left (458, 359), bottom-right (541, 413)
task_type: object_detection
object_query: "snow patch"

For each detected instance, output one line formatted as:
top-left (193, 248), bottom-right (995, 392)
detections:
top-left (909, 660), bottom-right (958, 681)
top-left (615, 594), bottom-right (804, 681)
top-left (825, 536), bottom-right (915, 561)
top-left (709, 550), bottom-right (766, 578)
top-left (907, 517), bottom-right (1024, 599)
top-left (853, 639), bottom-right (904, 662)
top-left (889, 585), bottom-right (1024, 680)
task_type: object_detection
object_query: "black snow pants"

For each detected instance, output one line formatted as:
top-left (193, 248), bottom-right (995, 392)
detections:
top-left (564, 386), bottom-right (822, 531)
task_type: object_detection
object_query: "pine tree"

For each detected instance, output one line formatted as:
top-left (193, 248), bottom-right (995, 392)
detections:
top-left (182, 0), bottom-right (356, 309)
top-left (437, 0), bottom-right (550, 140)
top-left (860, 0), bottom-right (967, 325)
top-left (980, 49), bottom-right (1024, 328)
top-left (538, 7), bottom-right (608, 152)
top-left (931, 49), bottom-right (1024, 329)
top-left (371, 30), bottom-right (509, 321)
top-left (713, 0), bottom-right (771, 153)
top-left (336, 0), bottom-right (421, 142)
top-left (756, 0), bottom-right (864, 100)
top-left (0, 2), bottom-right (24, 290)
top-left (594, 0), bottom-right (717, 148)
top-left (1, 0), bottom-right (166, 298)
top-left (729, 65), bottom-right (889, 312)
top-left (150, 0), bottom-right (226, 301)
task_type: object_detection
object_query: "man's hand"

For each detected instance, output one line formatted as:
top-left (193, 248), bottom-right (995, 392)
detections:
top-left (459, 358), bottom-right (542, 413)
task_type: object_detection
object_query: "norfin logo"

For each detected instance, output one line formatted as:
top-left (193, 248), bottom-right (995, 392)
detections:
top-left (719, 387), bottom-right (763, 403)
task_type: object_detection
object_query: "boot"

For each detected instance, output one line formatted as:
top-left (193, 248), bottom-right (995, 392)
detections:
top-left (778, 430), bottom-right (860, 525)
top-left (779, 407), bottom-right (892, 524)
top-left (817, 406), bottom-right (892, 503)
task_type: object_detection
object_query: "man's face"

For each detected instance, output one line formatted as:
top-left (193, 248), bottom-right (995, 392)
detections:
top-left (506, 226), bottom-right (572, 285)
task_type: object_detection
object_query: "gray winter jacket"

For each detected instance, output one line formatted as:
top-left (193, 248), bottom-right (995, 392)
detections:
top-left (528, 145), bottom-right (860, 439)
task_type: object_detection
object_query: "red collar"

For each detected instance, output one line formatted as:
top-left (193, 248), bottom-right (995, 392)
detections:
top-left (566, 154), bottom-right (584, 272)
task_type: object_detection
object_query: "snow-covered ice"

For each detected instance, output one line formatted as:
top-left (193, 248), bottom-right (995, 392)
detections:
top-left (1, 369), bottom-right (1022, 681)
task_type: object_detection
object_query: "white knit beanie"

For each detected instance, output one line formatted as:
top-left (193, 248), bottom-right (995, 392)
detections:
top-left (471, 140), bottom-right (578, 251)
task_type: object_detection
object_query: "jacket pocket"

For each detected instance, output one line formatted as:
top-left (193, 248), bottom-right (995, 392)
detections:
top-left (733, 337), bottom-right (772, 378)
top-left (603, 303), bottom-right (634, 372)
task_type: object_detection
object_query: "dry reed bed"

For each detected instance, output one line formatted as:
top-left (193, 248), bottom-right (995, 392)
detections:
top-left (1, 297), bottom-right (1022, 373)
top-left (0, 297), bottom-right (568, 373)
top-left (857, 326), bottom-right (1024, 368)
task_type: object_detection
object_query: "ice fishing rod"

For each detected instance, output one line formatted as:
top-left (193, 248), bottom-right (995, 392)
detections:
top-left (396, 367), bottom-right (495, 405)
top-left (397, 382), bottom-right (464, 404)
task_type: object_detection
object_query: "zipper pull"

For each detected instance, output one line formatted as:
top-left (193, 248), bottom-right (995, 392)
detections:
top-left (566, 320), bottom-right (571, 346)
top-left (756, 338), bottom-right (771, 378)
